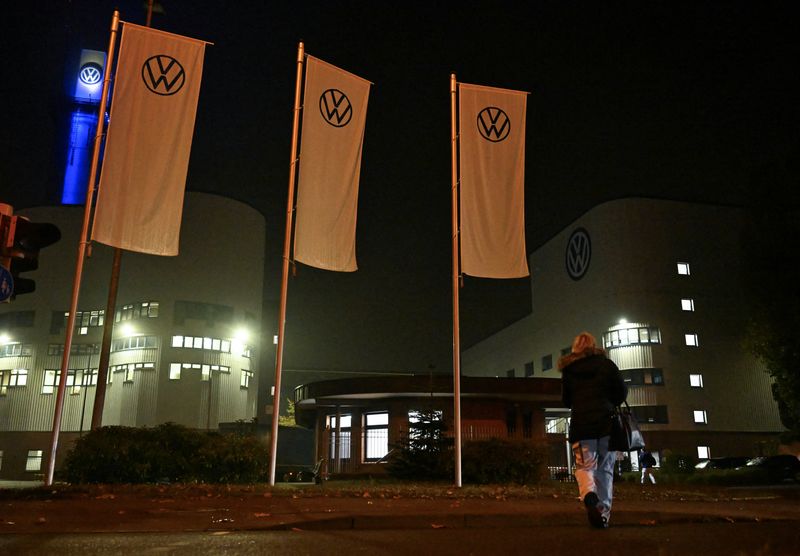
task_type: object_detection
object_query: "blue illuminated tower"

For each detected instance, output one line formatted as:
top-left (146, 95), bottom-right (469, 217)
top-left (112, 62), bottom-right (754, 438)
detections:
top-left (61, 49), bottom-right (107, 205)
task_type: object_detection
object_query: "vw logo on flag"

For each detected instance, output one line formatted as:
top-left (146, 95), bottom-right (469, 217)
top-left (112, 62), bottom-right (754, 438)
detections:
top-left (141, 55), bottom-right (186, 96)
top-left (79, 63), bottom-right (103, 85)
top-left (477, 106), bottom-right (511, 142)
top-left (319, 89), bottom-right (353, 127)
top-left (566, 228), bottom-right (592, 281)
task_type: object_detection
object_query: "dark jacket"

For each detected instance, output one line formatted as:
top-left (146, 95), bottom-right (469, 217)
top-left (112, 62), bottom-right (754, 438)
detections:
top-left (559, 348), bottom-right (627, 442)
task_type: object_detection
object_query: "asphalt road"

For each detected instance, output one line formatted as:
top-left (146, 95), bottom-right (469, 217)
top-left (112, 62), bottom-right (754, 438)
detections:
top-left (2, 522), bottom-right (798, 555)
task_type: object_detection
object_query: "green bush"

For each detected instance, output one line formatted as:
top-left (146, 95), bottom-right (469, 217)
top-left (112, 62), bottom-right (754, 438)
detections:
top-left (461, 438), bottom-right (549, 485)
top-left (61, 423), bottom-right (269, 484)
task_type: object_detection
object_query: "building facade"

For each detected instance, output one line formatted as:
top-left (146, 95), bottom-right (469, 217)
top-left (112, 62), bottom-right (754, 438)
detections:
top-left (0, 192), bottom-right (265, 479)
top-left (462, 198), bottom-right (784, 465)
top-left (293, 374), bottom-right (563, 477)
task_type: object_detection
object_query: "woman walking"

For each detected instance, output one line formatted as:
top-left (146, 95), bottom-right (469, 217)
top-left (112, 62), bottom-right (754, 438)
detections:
top-left (559, 332), bottom-right (628, 528)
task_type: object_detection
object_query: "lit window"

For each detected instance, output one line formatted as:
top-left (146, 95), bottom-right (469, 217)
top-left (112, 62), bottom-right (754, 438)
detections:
top-left (364, 412), bottom-right (389, 461)
top-left (26, 449), bottom-right (43, 472)
top-left (169, 363), bottom-right (181, 380)
top-left (327, 414), bottom-right (352, 460)
top-left (693, 410), bottom-right (707, 424)
top-left (689, 374), bottom-right (704, 388)
top-left (685, 334), bottom-right (699, 347)
top-left (697, 445), bottom-right (711, 459)
top-left (408, 410), bottom-right (442, 424)
top-left (677, 262), bottom-right (690, 275)
top-left (240, 369), bottom-right (253, 388)
top-left (42, 370), bottom-right (60, 394)
top-left (681, 298), bottom-right (695, 311)
top-left (11, 368), bottom-right (28, 387)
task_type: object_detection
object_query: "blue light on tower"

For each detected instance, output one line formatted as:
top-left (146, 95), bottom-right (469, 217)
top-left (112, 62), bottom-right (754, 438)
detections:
top-left (62, 49), bottom-right (107, 205)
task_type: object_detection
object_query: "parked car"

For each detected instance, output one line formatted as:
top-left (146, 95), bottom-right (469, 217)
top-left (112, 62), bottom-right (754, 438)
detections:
top-left (276, 458), bottom-right (325, 483)
top-left (694, 456), bottom-right (749, 471)
top-left (276, 464), bottom-right (317, 483)
top-left (744, 455), bottom-right (800, 482)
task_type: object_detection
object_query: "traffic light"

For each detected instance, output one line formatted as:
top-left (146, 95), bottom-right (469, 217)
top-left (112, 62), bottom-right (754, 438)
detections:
top-left (0, 208), bottom-right (61, 300)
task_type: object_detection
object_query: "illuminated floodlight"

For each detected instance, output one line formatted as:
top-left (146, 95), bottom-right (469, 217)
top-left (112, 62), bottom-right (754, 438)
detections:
top-left (618, 318), bottom-right (628, 325)
top-left (0, 334), bottom-right (10, 345)
top-left (233, 328), bottom-right (249, 343)
top-left (120, 323), bottom-right (136, 337)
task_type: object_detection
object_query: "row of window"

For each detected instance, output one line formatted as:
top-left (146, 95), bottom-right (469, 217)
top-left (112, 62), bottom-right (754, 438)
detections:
top-left (170, 335), bottom-right (252, 358)
top-left (0, 362), bottom-right (253, 393)
top-left (168, 363), bottom-right (252, 388)
top-left (49, 302), bottom-right (160, 336)
top-left (327, 411), bottom-right (439, 462)
top-left (0, 343), bottom-right (32, 358)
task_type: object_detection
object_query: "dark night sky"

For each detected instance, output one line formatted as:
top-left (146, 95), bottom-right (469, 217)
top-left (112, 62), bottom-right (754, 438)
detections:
top-left (2, 1), bottom-right (798, 374)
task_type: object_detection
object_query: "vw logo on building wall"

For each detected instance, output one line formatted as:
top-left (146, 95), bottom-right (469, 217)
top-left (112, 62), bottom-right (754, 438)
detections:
top-left (477, 106), bottom-right (511, 142)
top-left (319, 89), bottom-right (353, 127)
top-left (141, 55), bottom-right (186, 96)
top-left (565, 228), bottom-right (591, 281)
top-left (79, 63), bottom-right (103, 85)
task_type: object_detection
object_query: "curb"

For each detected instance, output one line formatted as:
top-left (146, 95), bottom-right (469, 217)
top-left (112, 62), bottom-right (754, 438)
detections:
top-left (256, 511), bottom-right (796, 531)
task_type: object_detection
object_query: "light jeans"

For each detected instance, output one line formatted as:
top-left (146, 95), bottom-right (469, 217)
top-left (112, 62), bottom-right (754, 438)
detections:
top-left (641, 467), bottom-right (656, 484)
top-left (572, 436), bottom-right (616, 521)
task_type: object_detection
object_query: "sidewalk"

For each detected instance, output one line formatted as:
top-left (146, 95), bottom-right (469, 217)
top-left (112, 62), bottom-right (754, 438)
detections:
top-left (1, 482), bottom-right (798, 534)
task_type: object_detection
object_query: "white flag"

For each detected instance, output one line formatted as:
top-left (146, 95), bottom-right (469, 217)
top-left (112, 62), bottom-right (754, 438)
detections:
top-left (294, 56), bottom-right (370, 272)
top-left (92, 23), bottom-right (206, 256)
top-left (459, 83), bottom-right (529, 279)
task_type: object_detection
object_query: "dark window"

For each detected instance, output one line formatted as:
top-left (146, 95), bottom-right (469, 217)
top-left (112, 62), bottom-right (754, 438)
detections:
top-left (506, 407), bottom-right (517, 435)
top-left (524, 361), bottom-right (534, 377)
top-left (522, 409), bottom-right (533, 438)
top-left (0, 311), bottom-right (35, 329)
top-left (174, 300), bottom-right (234, 326)
top-left (631, 405), bottom-right (669, 424)
top-left (560, 346), bottom-right (571, 356)
top-left (542, 354), bottom-right (553, 371)
top-left (506, 369), bottom-right (515, 378)
top-left (620, 368), bottom-right (665, 386)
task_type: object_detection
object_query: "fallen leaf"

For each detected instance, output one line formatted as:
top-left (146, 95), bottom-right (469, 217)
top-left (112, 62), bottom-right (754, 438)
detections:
top-left (291, 527), bottom-right (304, 532)
top-left (431, 523), bottom-right (446, 529)
top-left (95, 494), bottom-right (115, 500)
top-left (36, 517), bottom-right (47, 524)
top-left (253, 512), bottom-right (271, 518)
top-left (362, 491), bottom-right (371, 498)
top-left (639, 519), bottom-right (657, 526)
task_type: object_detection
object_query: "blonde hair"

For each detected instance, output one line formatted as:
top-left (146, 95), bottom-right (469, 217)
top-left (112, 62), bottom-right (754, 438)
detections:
top-left (571, 332), bottom-right (598, 354)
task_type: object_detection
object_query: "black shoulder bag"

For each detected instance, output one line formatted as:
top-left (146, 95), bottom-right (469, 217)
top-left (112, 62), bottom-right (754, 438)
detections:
top-left (609, 401), bottom-right (645, 452)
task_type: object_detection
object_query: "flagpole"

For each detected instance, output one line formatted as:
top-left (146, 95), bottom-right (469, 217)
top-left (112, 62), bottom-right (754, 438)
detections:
top-left (450, 73), bottom-right (463, 488)
top-left (268, 41), bottom-right (305, 486)
top-left (46, 10), bottom-right (121, 486)
top-left (92, 0), bottom-right (158, 432)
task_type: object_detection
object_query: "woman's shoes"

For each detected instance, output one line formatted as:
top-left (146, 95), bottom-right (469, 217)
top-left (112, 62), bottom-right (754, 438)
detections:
top-left (583, 492), bottom-right (608, 528)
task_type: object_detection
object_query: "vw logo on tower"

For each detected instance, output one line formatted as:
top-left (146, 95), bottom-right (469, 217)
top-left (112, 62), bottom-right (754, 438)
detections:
top-left (141, 55), bottom-right (186, 96)
top-left (477, 106), bottom-right (511, 142)
top-left (79, 63), bottom-right (103, 85)
top-left (565, 228), bottom-right (592, 280)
